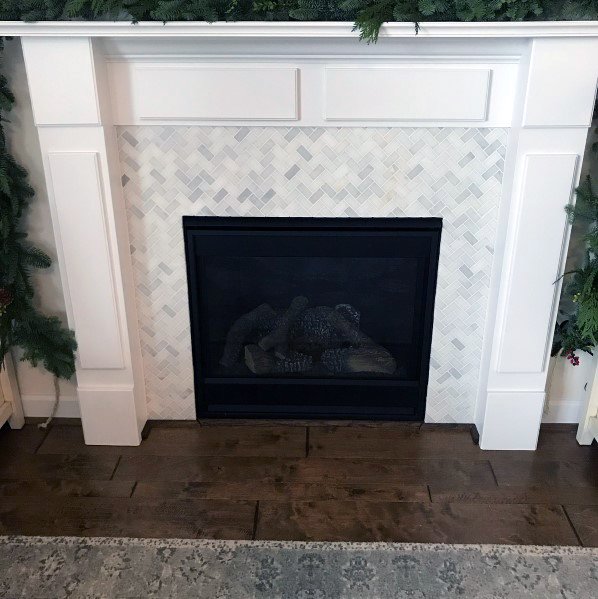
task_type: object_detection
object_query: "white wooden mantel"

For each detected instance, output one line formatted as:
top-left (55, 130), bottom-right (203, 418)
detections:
top-left (2, 21), bottom-right (598, 448)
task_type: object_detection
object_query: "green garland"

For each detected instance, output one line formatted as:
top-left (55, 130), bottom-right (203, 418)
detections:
top-left (553, 173), bottom-right (598, 366)
top-left (0, 39), bottom-right (77, 380)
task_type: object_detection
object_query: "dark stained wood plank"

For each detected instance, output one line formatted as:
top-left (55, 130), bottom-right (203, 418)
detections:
top-left (0, 454), bottom-right (119, 481)
top-left (430, 485), bottom-right (598, 506)
top-left (309, 425), bottom-right (482, 459)
top-left (2, 421), bottom-right (596, 544)
top-left (563, 506), bottom-right (598, 547)
top-left (134, 425), bottom-right (307, 457)
top-left (535, 428), bottom-right (598, 460)
top-left (307, 424), bottom-right (597, 462)
top-left (0, 479), bottom-right (134, 498)
top-left (38, 424), bottom-right (306, 457)
top-left (255, 501), bottom-right (580, 545)
top-left (491, 459), bottom-right (598, 488)
top-left (484, 429), bottom-right (598, 462)
top-left (0, 497), bottom-right (255, 539)
top-left (0, 424), bottom-right (48, 454)
top-left (114, 456), bottom-right (496, 487)
top-left (134, 480), bottom-right (430, 502)
top-left (36, 426), bottom-right (141, 455)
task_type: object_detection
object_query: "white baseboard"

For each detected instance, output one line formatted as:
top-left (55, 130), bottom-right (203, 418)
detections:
top-left (542, 398), bottom-right (582, 424)
top-left (21, 394), bottom-right (81, 418)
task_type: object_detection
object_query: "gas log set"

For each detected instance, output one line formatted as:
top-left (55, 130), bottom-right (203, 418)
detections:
top-left (219, 295), bottom-right (398, 377)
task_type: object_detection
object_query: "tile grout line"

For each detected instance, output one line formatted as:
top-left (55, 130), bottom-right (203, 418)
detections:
top-left (109, 456), bottom-right (122, 481)
top-left (561, 505), bottom-right (584, 546)
top-left (252, 501), bottom-right (260, 540)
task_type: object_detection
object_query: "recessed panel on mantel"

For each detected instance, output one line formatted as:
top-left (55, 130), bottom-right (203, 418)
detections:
top-left (48, 152), bottom-right (124, 371)
top-left (325, 67), bottom-right (491, 121)
top-left (132, 66), bottom-right (298, 121)
top-left (496, 153), bottom-right (578, 375)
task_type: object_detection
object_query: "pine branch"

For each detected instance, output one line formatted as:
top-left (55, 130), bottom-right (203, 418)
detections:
top-left (0, 42), bottom-right (77, 380)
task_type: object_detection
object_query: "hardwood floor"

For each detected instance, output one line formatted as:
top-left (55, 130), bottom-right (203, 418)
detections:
top-left (0, 420), bottom-right (596, 545)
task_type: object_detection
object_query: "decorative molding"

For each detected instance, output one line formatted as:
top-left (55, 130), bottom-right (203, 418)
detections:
top-left (131, 65), bottom-right (298, 121)
top-left (4, 21), bottom-right (598, 38)
top-left (48, 151), bottom-right (126, 370)
top-left (476, 37), bottom-right (598, 446)
top-left (495, 153), bottom-right (578, 375)
top-left (108, 60), bottom-right (516, 127)
top-left (22, 32), bottom-right (150, 445)
top-left (324, 66), bottom-right (490, 122)
top-left (104, 54), bottom-right (522, 64)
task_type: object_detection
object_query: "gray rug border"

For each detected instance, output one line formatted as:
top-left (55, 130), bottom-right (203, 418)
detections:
top-left (2, 535), bottom-right (596, 556)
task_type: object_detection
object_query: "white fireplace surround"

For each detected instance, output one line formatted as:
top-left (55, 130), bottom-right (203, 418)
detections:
top-left (4, 21), bottom-right (598, 449)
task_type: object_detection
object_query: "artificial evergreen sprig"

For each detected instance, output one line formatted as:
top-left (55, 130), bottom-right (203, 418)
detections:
top-left (0, 39), bottom-right (77, 380)
top-left (553, 175), bottom-right (598, 364)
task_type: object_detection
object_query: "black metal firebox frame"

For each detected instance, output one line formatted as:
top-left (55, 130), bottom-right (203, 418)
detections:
top-left (184, 217), bottom-right (442, 421)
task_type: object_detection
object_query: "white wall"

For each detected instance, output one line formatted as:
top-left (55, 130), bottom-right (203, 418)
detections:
top-left (3, 39), bottom-right (78, 416)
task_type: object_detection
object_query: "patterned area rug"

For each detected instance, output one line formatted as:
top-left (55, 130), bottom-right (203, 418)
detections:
top-left (1, 536), bottom-right (596, 598)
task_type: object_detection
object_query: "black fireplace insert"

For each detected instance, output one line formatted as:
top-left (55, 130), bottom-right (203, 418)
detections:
top-left (183, 217), bottom-right (441, 420)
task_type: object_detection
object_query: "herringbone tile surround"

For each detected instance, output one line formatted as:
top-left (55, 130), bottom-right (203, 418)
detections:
top-left (117, 126), bottom-right (508, 421)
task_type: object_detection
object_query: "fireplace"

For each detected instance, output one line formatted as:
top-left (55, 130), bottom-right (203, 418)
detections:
top-left (184, 217), bottom-right (441, 420)
top-left (14, 26), bottom-right (595, 447)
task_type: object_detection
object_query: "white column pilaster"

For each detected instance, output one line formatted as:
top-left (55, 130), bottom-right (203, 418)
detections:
top-left (21, 36), bottom-right (147, 445)
top-left (477, 38), bottom-right (598, 449)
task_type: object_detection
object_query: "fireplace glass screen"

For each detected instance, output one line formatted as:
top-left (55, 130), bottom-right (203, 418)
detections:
top-left (184, 217), bottom-right (441, 420)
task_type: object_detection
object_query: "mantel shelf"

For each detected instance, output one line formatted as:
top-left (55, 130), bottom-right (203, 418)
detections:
top-left (2, 20), bottom-right (598, 39)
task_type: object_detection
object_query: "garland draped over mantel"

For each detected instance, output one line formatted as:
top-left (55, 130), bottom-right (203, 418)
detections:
top-left (1, 3), bottom-right (598, 388)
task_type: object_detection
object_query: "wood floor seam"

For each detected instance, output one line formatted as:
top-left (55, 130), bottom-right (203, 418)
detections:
top-left (562, 504), bottom-right (586, 546)
top-left (109, 456), bottom-right (122, 481)
top-left (129, 481), bottom-right (138, 498)
top-left (488, 461), bottom-right (499, 486)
